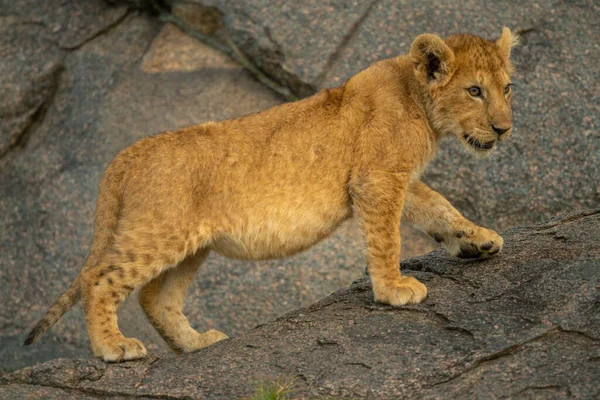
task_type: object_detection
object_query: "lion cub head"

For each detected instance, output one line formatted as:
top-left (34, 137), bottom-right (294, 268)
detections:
top-left (410, 28), bottom-right (518, 157)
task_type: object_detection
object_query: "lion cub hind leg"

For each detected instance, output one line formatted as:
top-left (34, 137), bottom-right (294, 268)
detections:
top-left (139, 249), bottom-right (228, 354)
top-left (81, 228), bottom-right (204, 362)
top-left (81, 262), bottom-right (148, 362)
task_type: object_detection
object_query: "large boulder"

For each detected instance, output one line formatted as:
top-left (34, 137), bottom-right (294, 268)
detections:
top-left (1, 210), bottom-right (599, 398)
top-left (0, 0), bottom-right (128, 158)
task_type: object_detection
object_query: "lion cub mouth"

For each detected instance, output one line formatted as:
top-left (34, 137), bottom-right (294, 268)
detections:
top-left (463, 133), bottom-right (495, 150)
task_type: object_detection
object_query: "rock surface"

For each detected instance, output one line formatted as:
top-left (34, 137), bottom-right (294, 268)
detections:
top-left (1, 210), bottom-right (599, 399)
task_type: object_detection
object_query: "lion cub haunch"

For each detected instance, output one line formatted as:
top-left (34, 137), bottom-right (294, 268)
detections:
top-left (25, 28), bottom-right (517, 362)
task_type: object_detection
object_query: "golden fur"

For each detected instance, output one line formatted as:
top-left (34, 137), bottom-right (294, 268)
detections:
top-left (25, 28), bottom-right (518, 361)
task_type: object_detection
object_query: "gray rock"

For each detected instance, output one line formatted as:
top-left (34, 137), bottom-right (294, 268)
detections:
top-left (0, 18), bottom-right (63, 158)
top-left (1, 210), bottom-right (598, 399)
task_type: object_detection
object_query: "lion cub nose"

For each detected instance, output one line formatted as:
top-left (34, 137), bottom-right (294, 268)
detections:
top-left (492, 124), bottom-right (511, 136)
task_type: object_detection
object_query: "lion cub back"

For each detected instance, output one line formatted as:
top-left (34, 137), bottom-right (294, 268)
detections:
top-left (203, 89), bottom-right (355, 259)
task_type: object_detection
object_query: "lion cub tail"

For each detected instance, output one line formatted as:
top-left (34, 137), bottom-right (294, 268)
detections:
top-left (24, 152), bottom-right (129, 346)
top-left (23, 278), bottom-right (81, 346)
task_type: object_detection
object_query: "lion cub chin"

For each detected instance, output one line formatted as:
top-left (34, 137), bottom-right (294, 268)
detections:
top-left (25, 28), bottom-right (517, 362)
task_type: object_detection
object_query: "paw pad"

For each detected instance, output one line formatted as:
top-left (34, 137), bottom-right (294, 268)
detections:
top-left (480, 242), bottom-right (493, 251)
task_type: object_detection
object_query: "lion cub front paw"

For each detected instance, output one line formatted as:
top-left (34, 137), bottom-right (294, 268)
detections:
top-left (372, 276), bottom-right (428, 306)
top-left (437, 226), bottom-right (504, 259)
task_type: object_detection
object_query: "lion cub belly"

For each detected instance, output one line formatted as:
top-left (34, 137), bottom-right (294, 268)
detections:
top-left (211, 202), bottom-right (351, 260)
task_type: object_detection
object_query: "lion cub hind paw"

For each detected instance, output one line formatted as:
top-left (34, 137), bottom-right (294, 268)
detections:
top-left (182, 329), bottom-right (229, 353)
top-left (189, 329), bottom-right (229, 352)
top-left (373, 276), bottom-right (428, 306)
top-left (93, 337), bottom-right (147, 362)
top-left (204, 329), bottom-right (229, 345)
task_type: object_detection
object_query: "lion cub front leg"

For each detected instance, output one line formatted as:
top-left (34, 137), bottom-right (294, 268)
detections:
top-left (440, 224), bottom-right (504, 259)
top-left (352, 171), bottom-right (427, 306)
top-left (403, 180), bottom-right (503, 259)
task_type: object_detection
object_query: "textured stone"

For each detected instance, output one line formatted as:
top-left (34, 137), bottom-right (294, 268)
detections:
top-left (0, 19), bottom-right (63, 157)
top-left (1, 210), bottom-right (598, 399)
top-left (141, 23), bottom-right (239, 72)
top-left (171, 1), bottom-right (222, 35)
top-left (0, 0), bottom-right (129, 50)
top-left (178, 0), bottom-right (381, 97)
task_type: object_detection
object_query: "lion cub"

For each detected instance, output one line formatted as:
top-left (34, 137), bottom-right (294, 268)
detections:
top-left (25, 28), bottom-right (518, 361)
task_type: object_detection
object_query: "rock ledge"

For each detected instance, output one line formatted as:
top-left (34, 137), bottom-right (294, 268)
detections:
top-left (1, 210), bottom-right (599, 399)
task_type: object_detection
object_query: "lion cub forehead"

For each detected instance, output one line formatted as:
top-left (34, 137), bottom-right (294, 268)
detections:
top-left (446, 33), bottom-right (509, 73)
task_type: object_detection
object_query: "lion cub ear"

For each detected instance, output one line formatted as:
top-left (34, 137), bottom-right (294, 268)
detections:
top-left (496, 27), bottom-right (519, 61)
top-left (410, 34), bottom-right (456, 86)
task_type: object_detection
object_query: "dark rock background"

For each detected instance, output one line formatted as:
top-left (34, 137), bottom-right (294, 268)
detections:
top-left (0, 0), bottom-right (598, 377)
top-left (1, 210), bottom-right (598, 399)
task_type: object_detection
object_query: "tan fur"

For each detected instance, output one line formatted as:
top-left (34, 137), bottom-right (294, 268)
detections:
top-left (25, 28), bottom-right (517, 362)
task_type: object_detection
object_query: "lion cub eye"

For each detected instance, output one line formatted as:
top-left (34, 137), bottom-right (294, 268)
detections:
top-left (504, 84), bottom-right (513, 95)
top-left (468, 86), bottom-right (482, 97)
